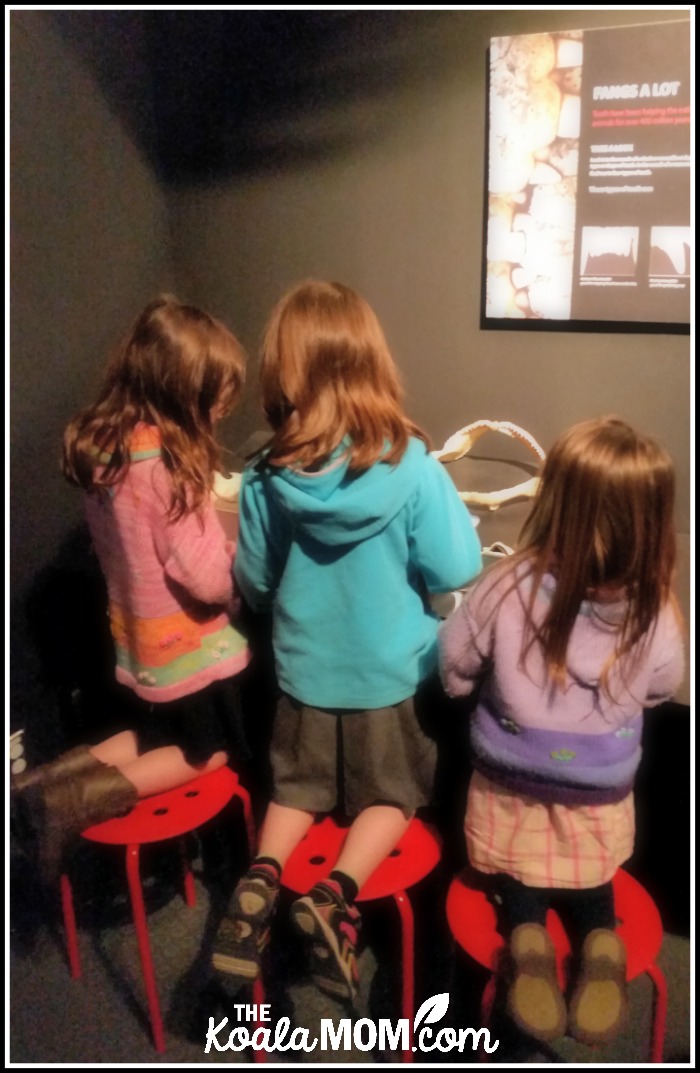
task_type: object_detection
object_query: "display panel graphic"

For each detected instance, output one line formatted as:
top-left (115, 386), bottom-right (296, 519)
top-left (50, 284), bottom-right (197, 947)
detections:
top-left (484, 20), bottom-right (690, 328)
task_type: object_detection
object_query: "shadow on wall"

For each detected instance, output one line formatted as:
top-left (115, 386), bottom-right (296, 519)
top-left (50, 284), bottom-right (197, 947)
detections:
top-left (629, 701), bottom-right (691, 939)
top-left (49, 8), bottom-right (481, 184)
top-left (17, 524), bottom-right (126, 762)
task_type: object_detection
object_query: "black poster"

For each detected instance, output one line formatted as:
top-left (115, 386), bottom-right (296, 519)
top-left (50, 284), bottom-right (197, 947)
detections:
top-left (484, 19), bottom-right (690, 328)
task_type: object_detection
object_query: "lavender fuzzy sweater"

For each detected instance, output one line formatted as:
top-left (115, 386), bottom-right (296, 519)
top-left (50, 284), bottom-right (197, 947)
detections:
top-left (439, 562), bottom-right (684, 805)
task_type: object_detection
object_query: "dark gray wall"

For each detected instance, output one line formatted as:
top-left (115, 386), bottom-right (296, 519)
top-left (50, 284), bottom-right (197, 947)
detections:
top-left (167, 8), bottom-right (691, 699)
top-left (169, 9), bottom-right (690, 515)
top-left (10, 8), bottom-right (691, 747)
top-left (10, 12), bottom-right (172, 741)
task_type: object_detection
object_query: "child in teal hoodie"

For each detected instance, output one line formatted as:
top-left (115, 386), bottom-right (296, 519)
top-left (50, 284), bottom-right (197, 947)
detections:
top-left (212, 280), bottom-right (481, 1001)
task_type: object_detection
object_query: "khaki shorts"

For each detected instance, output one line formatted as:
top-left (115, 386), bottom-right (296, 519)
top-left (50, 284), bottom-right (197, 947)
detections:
top-left (270, 692), bottom-right (438, 819)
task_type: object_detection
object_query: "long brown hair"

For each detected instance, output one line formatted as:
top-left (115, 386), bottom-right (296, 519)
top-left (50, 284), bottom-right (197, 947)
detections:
top-left (259, 279), bottom-right (429, 470)
top-left (509, 415), bottom-right (679, 694)
top-left (62, 295), bottom-right (246, 518)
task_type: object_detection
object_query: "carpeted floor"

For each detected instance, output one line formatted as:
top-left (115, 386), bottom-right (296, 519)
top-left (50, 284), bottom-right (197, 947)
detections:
top-left (8, 808), bottom-right (692, 1067)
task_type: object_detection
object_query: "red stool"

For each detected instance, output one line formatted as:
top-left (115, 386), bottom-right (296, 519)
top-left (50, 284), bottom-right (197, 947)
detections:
top-left (60, 765), bottom-right (255, 1054)
top-left (445, 868), bottom-right (667, 1062)
top-left (278, 815), bottom-right (442, 1062)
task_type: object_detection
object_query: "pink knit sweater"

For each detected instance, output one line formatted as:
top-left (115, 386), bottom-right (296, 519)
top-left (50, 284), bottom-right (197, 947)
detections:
top-left (85, 424), bottom-right (250, 702)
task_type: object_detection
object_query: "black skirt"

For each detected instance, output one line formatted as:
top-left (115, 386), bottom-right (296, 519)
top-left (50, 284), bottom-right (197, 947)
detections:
top-left (128, 677), bottom-right (251, 767)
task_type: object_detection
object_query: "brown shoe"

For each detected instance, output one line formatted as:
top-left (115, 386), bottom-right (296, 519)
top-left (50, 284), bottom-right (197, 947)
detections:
top-left (505, 923), bottom-right (567, 1042)
top-left (18, 762), bottom-right (138, 884)
top-left (568, 929), bottom-right (628, 1046)
top-left (11, 744), bottom-right (102, 795)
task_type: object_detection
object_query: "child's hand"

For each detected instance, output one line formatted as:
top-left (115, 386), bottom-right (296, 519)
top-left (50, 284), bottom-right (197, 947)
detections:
top-left (429, 590), bottom-right (466, 618)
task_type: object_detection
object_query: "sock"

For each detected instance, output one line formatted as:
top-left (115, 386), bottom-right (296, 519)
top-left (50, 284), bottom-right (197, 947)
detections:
top-left (328, 869), bottom-right (359, 905)
top-left (249, 856), bottom-right (282, 889)
top-left (224, 857), bottom-right (281, 922)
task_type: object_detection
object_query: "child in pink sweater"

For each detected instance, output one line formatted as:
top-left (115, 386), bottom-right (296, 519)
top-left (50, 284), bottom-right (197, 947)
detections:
top-left (14, 296), bottom-right (250, 881)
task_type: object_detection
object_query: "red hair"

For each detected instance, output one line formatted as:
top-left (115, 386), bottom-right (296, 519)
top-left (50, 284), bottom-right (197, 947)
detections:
top-left (510, 415), bottom-right (680, 694)
top-left (62, 295), bottom-right (246, 518)
top-left (259, 280), bottom-right (429, 470)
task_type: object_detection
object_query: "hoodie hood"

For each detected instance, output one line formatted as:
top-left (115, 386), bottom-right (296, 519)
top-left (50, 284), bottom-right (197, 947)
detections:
top-left (263, 437), bottom-right (430, 546)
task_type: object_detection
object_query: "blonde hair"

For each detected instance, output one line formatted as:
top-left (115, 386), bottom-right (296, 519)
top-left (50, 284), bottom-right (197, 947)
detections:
top-left (509, 415), bottom-right (679, 694)
top-left (62, 295), bottom-right (246, 518)
top-left (259, 279), bottom-right (429, 470)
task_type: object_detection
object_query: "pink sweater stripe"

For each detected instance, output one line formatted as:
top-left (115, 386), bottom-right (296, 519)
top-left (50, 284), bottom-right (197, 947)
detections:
top-left (85, 425), bottom-right (250, 702)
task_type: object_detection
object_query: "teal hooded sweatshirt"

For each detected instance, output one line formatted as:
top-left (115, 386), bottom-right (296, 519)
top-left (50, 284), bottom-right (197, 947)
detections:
top-left (234, 437), bottom-right (482, 709)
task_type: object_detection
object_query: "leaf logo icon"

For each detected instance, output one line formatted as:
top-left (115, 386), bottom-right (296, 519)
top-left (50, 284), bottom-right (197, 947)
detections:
top-left (414, 992), bottom-right (450, 1030)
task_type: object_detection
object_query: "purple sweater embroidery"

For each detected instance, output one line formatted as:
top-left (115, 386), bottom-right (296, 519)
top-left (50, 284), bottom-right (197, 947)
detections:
top-left (439, 562), bottom-right (684, 805)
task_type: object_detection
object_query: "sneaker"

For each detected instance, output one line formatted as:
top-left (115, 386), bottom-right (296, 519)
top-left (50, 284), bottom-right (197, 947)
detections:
top-left (211, 868), bottom-right (279, 982)
top-left (290, 879), bottom-right (362, 1002)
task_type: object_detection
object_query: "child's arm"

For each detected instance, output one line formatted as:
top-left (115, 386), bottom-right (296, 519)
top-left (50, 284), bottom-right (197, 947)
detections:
top-left (645, 603), bottom-right (686, 705)
top-left (409, 455), bottom-right (483, 594)
top-left (233, 467), bottom-right (291, 612)
top-left (161, 511), bottom-right (235, 607)
top-left (151, 466), bottom-right (235, 607)
top-left (438, 590), bottom-right (492, 697)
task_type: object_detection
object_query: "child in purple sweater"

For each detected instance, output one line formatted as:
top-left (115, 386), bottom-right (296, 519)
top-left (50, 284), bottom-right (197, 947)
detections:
top-left (13, 296), bottom-right (250, 882)
top-left (439, 415), bottom-right (684, 1047)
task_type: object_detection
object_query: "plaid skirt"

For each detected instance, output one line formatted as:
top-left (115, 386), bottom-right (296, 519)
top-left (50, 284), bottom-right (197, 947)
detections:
top-left (465, 771), bottom-right (635, 889)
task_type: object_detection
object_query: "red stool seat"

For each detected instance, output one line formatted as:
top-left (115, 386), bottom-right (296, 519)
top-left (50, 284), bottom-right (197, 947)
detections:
top-left (278, 815), bottom-right (442, 1062)
top-left (446, 867), bottom-right (668, 1062)
top-left (282, 814), bottom-right (442, 900)
top-left (60, 765), bottom-right (254, 1054)
top-left (81, 765), bottom-right (250, 845)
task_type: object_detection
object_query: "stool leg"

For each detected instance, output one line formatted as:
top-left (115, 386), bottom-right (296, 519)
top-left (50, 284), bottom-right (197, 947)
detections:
top-left (646, 963), bottom-right (668, 1063)
top-left (392, 890), bottom-right (415, 1063)
top-left (179, 838), bottom-right (196, 908)
top-left (60, 872), bottom-right (81, 979)
top-left (125, 843), bottom-right (166, 1054)
top-left (479, 977), bottom-right (497, 1063)
top-left (233, 784), bottom-right (257, 858)
top-left (481, 975), bottom-right (497, 1026)
top-left (252, 976), bottom-right (267, 1064)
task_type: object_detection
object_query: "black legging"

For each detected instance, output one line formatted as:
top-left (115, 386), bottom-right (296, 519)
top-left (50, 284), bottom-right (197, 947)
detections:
top-left (489, 873), bottom-right (616, 953)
